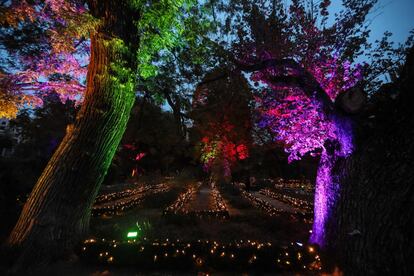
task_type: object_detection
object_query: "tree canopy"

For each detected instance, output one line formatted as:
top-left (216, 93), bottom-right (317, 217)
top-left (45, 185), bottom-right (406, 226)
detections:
top-left (0, 0), bottom-right (212, 118)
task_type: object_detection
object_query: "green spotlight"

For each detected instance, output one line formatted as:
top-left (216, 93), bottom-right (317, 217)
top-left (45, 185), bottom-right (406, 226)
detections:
top-left (127, 231), bottom-right (138, 238)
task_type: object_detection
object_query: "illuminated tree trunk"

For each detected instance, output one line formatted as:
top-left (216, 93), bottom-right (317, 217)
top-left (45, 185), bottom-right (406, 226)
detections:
top-left (310, 149), bottom-right (337, 247)
top-left (311, 114), bottom-right (354, 248)
top-left (5, 2), bottom-right (138, 271)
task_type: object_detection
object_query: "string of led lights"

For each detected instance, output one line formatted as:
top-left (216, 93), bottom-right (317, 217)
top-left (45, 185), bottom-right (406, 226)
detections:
top-left (239, 188), bottom-right (284, 217)
top-left (260, 189), bottom-right (314, 214)
top-left (95, 184), bottom-right (166, 204)
top-left (188, 186), bottom-right (230, 219)
top-left (163, 183), bottom-right (201, 216)
top-left (163, 183), bottom-right (230, 219)
top-left (92, 183), bottom-right (170, 216)
top-left (79, 238), bottom-right (322, 272)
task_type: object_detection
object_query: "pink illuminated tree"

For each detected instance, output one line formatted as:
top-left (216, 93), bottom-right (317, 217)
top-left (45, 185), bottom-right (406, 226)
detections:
top-left (213, 0), bottom-right (373, 247)
top-left (0, 0), bottom-right (93, 119)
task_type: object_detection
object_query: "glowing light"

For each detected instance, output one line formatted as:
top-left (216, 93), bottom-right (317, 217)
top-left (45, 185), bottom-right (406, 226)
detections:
top-left (135, 152), bottom-right (146, 161)
top-left (127, 231), bottom-right (138, 238)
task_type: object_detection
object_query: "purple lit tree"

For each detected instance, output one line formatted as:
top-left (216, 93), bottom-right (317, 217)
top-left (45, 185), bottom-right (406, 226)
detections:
top-left (211, 0), bottom-right (370, 248)
top-left (201, 0), bottom-right (411, 251)
top-left (225, 0), bottom-right (412, 255)
top-left (250, 55), bottom-right (358, 247)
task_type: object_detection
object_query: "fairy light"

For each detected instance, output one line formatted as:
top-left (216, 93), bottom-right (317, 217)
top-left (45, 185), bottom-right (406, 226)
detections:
top-left (234, 184), bottom-right (286, 216)
top-left (164, 184), bottom-right (229, 218)
top-left (260, 188), bottom-right (313, 215)
top-left (93, 183), bottom-right (170, 216)
top-left (81, 238), bottom-right (323, 271)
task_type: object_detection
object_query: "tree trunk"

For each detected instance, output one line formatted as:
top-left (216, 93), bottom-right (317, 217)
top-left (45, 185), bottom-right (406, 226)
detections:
top-left (326, 48), bottom-right (414, 275)
top-left (5, 2), bottom-right (139, 272)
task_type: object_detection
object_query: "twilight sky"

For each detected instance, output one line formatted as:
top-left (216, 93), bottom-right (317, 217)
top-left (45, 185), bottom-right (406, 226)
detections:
top-left (330, 0), bottom-right (414, 44)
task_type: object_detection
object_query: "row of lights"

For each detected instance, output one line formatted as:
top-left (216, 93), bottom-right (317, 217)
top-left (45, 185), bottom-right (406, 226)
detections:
top-left (188, 186), bottom-right (230, 219)
top-left (274, 179), bottom-right (314, 192)
top-left (164, 183), bottom-right (230, 219)
top-left (163, 183), bottom-right (202, 215)
top-left (235, 184), bottom-right (285, 217)
top-left (210, 186), bottom-right (228, 213)
top-left (80, 238), bottom-right (322, 272)
top-left (94, 184), bottom-right (167, 204)
top-left (260, 188), bottom-right (313, 214)
top-left (233, 183), bottom-right (312, 223)
top-left (92, 183), bottom-right (170, 216)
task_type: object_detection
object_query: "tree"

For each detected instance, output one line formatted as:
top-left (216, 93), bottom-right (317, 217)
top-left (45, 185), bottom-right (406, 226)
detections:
top-left (208, 0), bottom-right (413, 271)
top-left (115, 96), bottom-right (193, 178)
top-left (179, 0), bottom-right (411, 248)
top-left (192, 68), bottom-right (252, 183)
top-left (12, 92), bottom-right (78, 162)
top-left (1, 0), bottom-right (201, 271)
top-left (0, 92), bottom-right (77, 243)
top-left (328, 47), bottom-right (414, 275)
top-left (0, 0), bottom-right (92, 119)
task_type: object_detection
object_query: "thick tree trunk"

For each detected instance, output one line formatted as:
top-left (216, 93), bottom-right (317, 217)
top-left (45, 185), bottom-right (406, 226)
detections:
top-left (326, 48), bottom-right (414, 275)
top-left (310, 149), bottom-right (338, 248)
top-left (5, 2), bottom-right (139, 272)
top-left (310, 114), bottom-right (353, 249)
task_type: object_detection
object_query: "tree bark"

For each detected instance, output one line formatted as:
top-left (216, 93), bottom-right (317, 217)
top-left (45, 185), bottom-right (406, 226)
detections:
top-left (5, 2), bottom-right (139, 272)
top-left (326, 48), bottom-right (414, 275)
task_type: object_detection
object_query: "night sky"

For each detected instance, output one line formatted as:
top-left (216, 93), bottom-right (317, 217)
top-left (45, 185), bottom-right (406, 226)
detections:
top-left (329, 0), bottom-right (414, 44)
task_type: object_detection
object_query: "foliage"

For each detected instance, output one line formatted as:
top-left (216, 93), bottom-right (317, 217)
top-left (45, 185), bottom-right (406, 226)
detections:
top-left (11, 92), bottom-right (78, 164)
top-left (135, 0), bottom-right (195, 78)
top-left (0, 92), bottom-right (77, 231)
top-left (209, 0), bottom-right (371, 162)
top-left (109, 96), bottom-right (193, 179)
top-left (192, 69), bottom-right (252, 177)
top-left (0, 0), bottom-right (209, 119)
top-left (0, 0), bottom-right (94, 118)
top-left (364, 30), bottom-right (414, 93)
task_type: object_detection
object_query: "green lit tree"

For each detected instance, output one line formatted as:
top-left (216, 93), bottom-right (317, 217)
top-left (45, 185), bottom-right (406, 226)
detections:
top-left (1, 0), bottom-right (210, 271)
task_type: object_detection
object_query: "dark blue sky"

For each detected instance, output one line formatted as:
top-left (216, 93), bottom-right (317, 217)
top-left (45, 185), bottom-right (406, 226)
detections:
top-left (330, 0), bottom-right (414, 44)
top-left (372, 0), bottom-right (414, 43)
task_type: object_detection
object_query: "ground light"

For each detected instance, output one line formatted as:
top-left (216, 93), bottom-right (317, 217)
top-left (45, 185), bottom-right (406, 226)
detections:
top-left (127, 231), bottom-right (138, 239)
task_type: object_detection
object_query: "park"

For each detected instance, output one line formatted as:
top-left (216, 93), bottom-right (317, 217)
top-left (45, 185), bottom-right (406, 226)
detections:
top-left (0, 0), bottom-right (413, 275)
